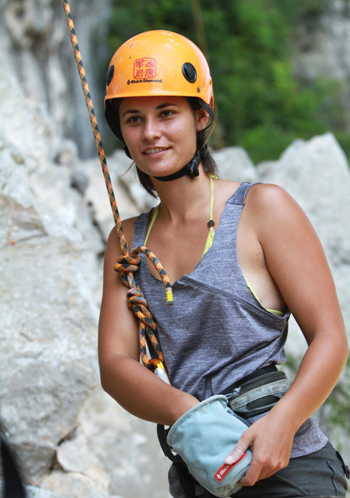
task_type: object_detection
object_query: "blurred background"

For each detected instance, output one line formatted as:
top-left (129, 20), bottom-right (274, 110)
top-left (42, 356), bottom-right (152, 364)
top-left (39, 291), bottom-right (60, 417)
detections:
top-left (8, 0), bottom-right (350, 163)
top-left (102, 0), bottom-right (350, 162)
top-left (0, 0), bottom-right (350, 497)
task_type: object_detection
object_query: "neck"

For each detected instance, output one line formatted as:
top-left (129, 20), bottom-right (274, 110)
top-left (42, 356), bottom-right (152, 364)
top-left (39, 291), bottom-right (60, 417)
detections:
top-left (151, 164), bottom-right (211, 222)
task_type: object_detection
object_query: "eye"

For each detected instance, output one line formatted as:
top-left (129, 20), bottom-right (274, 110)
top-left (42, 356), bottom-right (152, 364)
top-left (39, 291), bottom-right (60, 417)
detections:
top-left (160, 109), bottom-right (174, 118)
top-left (126, 115), bottom-right (142, 124)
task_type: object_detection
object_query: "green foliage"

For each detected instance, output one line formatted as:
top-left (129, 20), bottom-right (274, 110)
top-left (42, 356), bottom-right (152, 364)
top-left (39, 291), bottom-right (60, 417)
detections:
top-left (105, 0), bottom-right (350, 164)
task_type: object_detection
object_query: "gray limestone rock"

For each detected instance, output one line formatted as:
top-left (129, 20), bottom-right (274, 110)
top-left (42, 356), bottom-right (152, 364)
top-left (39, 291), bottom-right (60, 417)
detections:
top-left (213, 146), bottom-right (258, 183)
top-left (25, 486), bottom-right (62, 498)
top-left (0, 238), bottom-right (99, 482)
top-left (0, 27), bottom-right (103, 488)
top-left (82, 150), bottom-right (158, 242)
top-left (56, 429), bottom-right (108, 489)
top-left (77, 387), bottom-right (172, 498)
top-left (0, 482), bottom-right (62, 498)
top-left (40, 471), bottom-right (109, 498)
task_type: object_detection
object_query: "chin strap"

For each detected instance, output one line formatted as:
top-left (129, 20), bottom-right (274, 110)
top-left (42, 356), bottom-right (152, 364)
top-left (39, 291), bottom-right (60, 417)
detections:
top-left (154, 145), bottom-right (207, 182)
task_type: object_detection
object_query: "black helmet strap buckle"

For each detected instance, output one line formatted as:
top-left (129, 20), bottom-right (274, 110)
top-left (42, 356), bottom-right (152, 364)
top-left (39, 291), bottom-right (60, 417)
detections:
top-left (154, 145), bottom-right (207, 182)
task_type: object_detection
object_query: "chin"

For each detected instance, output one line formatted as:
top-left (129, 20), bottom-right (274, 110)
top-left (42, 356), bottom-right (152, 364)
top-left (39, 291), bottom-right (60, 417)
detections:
top-left (139, 164), bottom-right (180, 179)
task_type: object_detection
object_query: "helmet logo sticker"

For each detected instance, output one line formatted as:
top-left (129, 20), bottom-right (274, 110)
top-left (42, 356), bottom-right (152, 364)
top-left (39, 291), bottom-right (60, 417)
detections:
top-left (133, 58), bottom-right (157, 79)
top-left (126, 57), bottom-right (162, 85)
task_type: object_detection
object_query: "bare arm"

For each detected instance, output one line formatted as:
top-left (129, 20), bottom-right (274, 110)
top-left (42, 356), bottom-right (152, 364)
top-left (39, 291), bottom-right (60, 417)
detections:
top-left (98, 219), bottom-right (199, 426)
top-left (226, 184), bottom-right (348, 485)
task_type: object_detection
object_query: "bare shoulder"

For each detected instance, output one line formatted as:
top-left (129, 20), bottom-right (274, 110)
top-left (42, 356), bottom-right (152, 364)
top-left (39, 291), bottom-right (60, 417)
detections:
top-left (105, 216), bottom-right (138, 258)
top-left (244, 183), bottom-right (310, 234)
top-left (246, 183), bottom-right (300, 210)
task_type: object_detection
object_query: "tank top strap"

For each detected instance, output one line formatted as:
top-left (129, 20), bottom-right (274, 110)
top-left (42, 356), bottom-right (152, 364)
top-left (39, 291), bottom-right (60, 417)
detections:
top-left (227, 182), bottom-right (263, 206)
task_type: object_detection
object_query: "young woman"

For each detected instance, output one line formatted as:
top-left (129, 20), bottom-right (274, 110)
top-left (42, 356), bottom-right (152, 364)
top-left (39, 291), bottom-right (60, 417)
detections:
top-left (99, 30), bottom-right (349, 498)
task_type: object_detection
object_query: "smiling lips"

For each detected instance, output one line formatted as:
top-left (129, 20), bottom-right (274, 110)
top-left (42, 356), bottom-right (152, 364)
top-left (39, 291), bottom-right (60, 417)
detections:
top-left (143, 147), bottom-right (169, 155)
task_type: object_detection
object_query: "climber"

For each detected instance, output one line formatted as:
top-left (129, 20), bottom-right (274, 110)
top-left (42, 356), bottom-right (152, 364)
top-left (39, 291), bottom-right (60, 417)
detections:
top-left (98, 30), bottom-right (349, 498)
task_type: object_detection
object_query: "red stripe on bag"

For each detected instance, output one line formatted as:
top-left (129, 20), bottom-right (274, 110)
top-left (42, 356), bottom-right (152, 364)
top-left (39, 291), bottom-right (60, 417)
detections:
top-left (214, 453), bottom-right (248, 482)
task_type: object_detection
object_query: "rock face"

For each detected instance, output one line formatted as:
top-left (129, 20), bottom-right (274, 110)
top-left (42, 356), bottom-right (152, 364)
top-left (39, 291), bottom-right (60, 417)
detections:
top-left (0, 7), bottom-right (101, 490)
top-left (1, 0), bottom-right (111, 158)
top-left (0, 4), bottom-right (168, 497)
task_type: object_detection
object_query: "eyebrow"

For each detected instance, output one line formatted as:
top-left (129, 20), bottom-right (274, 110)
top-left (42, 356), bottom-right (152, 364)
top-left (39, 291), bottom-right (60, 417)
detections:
top-left (121, 102), bottom-right (179, 117)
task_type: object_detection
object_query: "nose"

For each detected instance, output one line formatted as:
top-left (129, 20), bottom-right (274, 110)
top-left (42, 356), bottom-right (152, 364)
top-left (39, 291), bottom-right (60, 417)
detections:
top-left (142, 116), bottom-right (161, 142)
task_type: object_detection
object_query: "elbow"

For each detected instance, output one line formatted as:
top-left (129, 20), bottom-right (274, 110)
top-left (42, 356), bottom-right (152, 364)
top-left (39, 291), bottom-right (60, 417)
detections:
top-left (98, 352), bottom-right (131, 399)
top-left (99, 363), bottom-right (114, 396)
top-left (98, 354), bottom-right (113, 395)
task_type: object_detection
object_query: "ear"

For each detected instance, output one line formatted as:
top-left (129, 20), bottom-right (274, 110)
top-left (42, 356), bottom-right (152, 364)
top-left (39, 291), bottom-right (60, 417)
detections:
top-left (196, 107), bottom-right (210, 132)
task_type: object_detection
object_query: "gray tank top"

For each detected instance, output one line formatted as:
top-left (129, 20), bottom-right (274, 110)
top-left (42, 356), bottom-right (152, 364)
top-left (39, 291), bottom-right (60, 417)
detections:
top-left (132, 182), bottom-right (327, 458)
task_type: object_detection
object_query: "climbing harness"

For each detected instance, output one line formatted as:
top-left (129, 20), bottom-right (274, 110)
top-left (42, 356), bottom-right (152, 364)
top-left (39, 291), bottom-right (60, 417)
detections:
top-left (221, 365), bottom-right (290, 419)
top-left (62, 0), bottom-right (172, 374)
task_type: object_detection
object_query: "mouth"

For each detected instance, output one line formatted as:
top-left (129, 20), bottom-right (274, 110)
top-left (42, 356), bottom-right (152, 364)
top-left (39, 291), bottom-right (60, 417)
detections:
top-left (143, 147), bottom-right (170, 155)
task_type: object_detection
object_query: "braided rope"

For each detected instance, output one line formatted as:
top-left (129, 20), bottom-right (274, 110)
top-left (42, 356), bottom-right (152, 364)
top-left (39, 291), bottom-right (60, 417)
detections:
top-left (62, 0), bottom-right (173, 369)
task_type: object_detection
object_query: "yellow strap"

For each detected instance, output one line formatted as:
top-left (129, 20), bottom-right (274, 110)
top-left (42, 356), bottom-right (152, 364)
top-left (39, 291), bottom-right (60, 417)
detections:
top-left (244, 277), bottom-right (284, 316)
top-left (201, 228), bottom-right (215, 258)
top-left (145, 176), bottom-right (216, 251)
top-left (202, 176), bottom-right (215, 258)
top-left (145, 204), bottom-right (160, 245)
top-left (210, 175), bottom-right (215, 220)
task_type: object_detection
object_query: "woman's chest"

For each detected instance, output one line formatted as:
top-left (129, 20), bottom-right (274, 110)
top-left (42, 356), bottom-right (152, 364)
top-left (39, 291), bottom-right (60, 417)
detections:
top-left (145, 222), bottom-right (211, 285)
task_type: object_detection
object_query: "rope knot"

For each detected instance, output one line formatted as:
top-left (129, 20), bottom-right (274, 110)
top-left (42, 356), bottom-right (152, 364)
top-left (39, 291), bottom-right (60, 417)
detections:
top-left (126, 287), bottom-right (157, 331)
top-left (114, 254), bottom-right (141, 275)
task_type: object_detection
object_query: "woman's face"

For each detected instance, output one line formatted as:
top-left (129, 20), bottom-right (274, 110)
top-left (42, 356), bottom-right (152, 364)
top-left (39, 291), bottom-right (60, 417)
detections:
top-left (119, 96), bottom-right (208, 178)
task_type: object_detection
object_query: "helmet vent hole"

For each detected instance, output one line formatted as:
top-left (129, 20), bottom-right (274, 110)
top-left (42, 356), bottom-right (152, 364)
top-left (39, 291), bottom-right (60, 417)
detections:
top-left (106, 65), bottom-right (114, 86)
top-left (182, 62), bottom-right (197, 83)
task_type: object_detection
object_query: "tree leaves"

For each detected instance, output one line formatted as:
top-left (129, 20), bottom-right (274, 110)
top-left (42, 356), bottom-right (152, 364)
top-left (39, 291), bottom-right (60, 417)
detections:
top-left (106, 0), bottom-right (347, 163)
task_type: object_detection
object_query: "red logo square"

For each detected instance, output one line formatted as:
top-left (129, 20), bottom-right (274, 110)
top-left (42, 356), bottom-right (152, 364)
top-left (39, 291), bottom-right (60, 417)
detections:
top-left (133, 58), bottom-right (157, 79)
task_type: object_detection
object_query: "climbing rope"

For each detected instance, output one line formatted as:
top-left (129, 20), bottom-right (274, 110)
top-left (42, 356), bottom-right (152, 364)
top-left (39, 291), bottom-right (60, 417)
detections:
top-left (62, 0), bottom-right (173, 370)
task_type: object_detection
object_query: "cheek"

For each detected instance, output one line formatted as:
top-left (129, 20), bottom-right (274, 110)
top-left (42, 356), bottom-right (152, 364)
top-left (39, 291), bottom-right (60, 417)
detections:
top-left (121, 127), bottom-right (141, 151)
top-left (171, 118), bottom-right (197, 147)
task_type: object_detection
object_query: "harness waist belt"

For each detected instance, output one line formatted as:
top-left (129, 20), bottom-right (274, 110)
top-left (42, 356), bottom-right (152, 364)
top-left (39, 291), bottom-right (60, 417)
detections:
top-left (223, 369), bottom-right (291, 419)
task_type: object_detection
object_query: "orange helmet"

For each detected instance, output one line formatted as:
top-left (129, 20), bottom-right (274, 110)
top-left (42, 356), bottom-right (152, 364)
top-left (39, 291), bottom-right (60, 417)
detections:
top-left (104, 30), bottom-right (214, 109)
